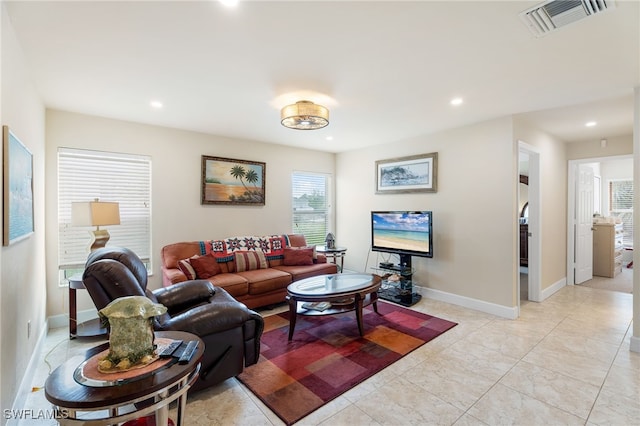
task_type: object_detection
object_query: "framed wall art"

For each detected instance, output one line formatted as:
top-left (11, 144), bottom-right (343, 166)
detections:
top-left (201, 155), bottom-right (266, 205)
top-left (375, 152), bottom-right (437, 194)
top-left (3, 126), bottom-right (34, 245)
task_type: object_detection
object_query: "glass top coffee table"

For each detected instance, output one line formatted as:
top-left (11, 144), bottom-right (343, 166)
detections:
top-left (286, 273), bottom-right (382, 340)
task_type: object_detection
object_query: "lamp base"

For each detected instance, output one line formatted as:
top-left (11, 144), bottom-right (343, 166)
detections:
top-left (89, 229), bottom-right (111, 252)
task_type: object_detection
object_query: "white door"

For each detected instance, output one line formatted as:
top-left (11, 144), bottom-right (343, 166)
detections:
top-left (575, 165), bottom-right (595, 284)
top-left (519, 142), bottom-right (541, 303)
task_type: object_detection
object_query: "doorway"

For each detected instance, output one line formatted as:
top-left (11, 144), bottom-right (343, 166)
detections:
top-left (567, 155), bottom-right (633, 292)
top-left (518, 141), bottom-right (542, 305)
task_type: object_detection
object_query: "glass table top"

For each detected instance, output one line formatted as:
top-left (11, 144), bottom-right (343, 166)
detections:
top-left (288, 273), bottom-right (377, 296)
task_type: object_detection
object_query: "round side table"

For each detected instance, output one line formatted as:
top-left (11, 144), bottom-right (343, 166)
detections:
top-left (45, 331), bottom-right (204, 426)
top-left (316, 245), bottom-right (347, 272)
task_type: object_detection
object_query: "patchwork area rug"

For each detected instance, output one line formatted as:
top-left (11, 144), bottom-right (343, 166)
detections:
top-left (237, 301), bottom-right (457, 425)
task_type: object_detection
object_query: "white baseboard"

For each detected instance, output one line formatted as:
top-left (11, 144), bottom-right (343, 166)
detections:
top-left (10, 319), bottom-right (49, 422)
top-left (540, 277), bottom-right (567, 301)
top-left (48, 308), bottom-right (98, 330)
top-left (416, 285), bottom-right (519, 319)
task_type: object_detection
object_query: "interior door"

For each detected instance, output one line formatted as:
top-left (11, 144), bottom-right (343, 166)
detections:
top-left (575, 165), bottom-right (595, 284)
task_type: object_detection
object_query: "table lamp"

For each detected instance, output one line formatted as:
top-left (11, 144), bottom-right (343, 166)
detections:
top-left (72, 199), bottom-right (120, 251)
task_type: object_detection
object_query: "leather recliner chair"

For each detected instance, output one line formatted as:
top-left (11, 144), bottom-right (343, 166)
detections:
top-left (82, 247), bottom-right (264, 392)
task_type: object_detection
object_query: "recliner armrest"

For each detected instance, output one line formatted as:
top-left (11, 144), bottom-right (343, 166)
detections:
top-left (156, 300), bottom-right (252, 336)
top-left (152, 280), bottom-right (215, 313)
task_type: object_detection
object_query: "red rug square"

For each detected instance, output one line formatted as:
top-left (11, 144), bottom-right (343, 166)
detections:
top-left (237, 300), bottom-right (457, 425)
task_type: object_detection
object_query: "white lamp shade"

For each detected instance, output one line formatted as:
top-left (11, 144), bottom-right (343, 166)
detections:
top-left (72, 201), bottom-right (120, 227)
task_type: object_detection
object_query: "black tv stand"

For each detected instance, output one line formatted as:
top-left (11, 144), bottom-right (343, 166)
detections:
top-left (376, 255), bottom-right (422, 307)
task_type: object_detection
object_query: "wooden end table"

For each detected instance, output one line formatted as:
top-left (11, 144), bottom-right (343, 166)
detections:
top-left (286, 273), bottom-right (381, 340)
top-left (45, 331), bottom-right (204, 426)
top-left (68, 273), bottom-right (108, 339)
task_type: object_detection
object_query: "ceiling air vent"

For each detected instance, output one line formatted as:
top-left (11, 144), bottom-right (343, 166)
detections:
top-left (520, 0), bottom-right (616, 37)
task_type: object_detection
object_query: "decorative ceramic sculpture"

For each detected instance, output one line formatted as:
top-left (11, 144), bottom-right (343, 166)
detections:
top-left (97, 296), bottom-right (167, 373)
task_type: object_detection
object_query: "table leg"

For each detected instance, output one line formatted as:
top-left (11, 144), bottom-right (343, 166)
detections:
top-left (176, 388), bottom-right (188, 426)
top-left (155, 390), bottom-right (169, 426)
top-left (371, 291), bottom-right (379, 314)
top-left (109, 407), bottom-right (118, 426)
top-left (355, 294), bottom-right (365, 336)
top-left (69, 287), bottom-right (77, 339)
top-left (287, 295), bottom-right (297, 340)
top-left (340, 255), bottom-right (344, 273)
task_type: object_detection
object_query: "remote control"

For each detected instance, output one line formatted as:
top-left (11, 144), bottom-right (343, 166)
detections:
top-left (178, 340), bottom-right (198, 364)
top-left (158, 340), bottom-right (183, 358)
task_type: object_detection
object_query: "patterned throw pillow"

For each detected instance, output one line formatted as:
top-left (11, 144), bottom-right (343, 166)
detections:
top-left (234, 251), bottom-right (268, 272)
top-left (189, 254), bottom-right (221, 279)
top-left (177, 256), bottom-right (197, 280)
top-left (283, 247), bottom-right (314, 266)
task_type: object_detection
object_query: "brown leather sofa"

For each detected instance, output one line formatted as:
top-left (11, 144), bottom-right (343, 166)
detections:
top-left (82, 247), bottom-right (264, 392)
top-left (161, 234), bottom-right (338, 309)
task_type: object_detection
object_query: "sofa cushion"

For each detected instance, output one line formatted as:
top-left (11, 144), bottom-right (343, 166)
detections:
top-left (190, 254), bottom-right (221, 279)
top-left (208, 273), bottom-right (249, 298)
top-left (283, 247), bottom-right (314, 266)
top-left (234, 251), bottom-right (268, 272)
top-left (273, 262), bottom-right (338, 281)
top-left (177, 256), bottom-right (198, 280)
top-left (236, 268), bottom-right (292, 295)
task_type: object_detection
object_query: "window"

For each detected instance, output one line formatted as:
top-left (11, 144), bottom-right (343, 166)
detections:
top-left (291, 172), bottom-right (330, 245)
top-left (58, 148), bottom-right (151, 284)
top-left (609, 179), bottom-right (633, 247)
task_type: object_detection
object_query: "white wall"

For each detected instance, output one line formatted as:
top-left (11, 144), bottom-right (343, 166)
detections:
top-left (567, 135), bottom-right (633, 160)
top-left (336, 117), bottom-right (518, 309)
top-left (0, 5), bottom-right (46, 421)
top-left (44, 110), bottom-right (336, 318)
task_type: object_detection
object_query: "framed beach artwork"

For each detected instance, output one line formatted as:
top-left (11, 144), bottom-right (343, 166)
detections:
top-left (375, 152), bottom-right (438, 194)
top-left (201, 155), bottom-right (266, 205)
top-left (3, 126), bottom-right (34, 245)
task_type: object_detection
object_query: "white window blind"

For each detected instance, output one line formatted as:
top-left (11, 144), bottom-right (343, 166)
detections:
top-left (292, 172), bottom-right (330, 245)
top-left (58, 148), bottom-right (151, 270)
top-left (609, 179), bottom-right (633, 247)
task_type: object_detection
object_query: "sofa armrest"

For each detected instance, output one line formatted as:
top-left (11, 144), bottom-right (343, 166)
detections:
top-left (162, 266), bottom-right (187, 287)
top-left (316, 254), bottom-right (328, 264)
top-left (152, 280), bottom-right (215, 313)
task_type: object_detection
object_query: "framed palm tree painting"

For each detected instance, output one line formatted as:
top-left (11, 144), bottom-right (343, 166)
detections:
top-left (201, 156), bottom-right (266, 205)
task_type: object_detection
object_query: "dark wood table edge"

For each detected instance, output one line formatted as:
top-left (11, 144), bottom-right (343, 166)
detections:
top-left (45, 331), bottom-right (204, 410)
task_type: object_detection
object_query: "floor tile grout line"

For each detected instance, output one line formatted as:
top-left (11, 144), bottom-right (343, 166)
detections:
top-left (584, 318), bottom-right (635, 424)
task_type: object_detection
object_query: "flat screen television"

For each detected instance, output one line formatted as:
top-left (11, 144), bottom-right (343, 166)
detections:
top-left (371, 211), bottom-right (433, 267)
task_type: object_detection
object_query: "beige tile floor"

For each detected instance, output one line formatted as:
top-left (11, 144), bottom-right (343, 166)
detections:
top-left (18, 285), bottom-right (640, 425)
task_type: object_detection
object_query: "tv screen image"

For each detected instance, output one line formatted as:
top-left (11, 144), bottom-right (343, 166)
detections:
top-left (371, 211), bottom-right (433, 259)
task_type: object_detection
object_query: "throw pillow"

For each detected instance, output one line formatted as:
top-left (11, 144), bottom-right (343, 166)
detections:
top-left (234, 251), bottom-right (268, 272)
top-left (306, 245), bottom-right (318, 260)
top-left (283, 247), bottom-right (314, 266)
top-left (177, 256), bottom-right (198, 280)
top-left (189, 254), bottom-right (221, 279)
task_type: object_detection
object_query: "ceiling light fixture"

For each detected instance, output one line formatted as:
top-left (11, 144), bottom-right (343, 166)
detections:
top-left (281, 100), bottom-right (329, 130)
top-left (450, 97), bottom-right (463, 106)
top-left (219, 0), bottom-right (239, 7)
top-left (150, 100), bottom-right (163, 109)
top-left (585, 121), bottom-right (597, 127)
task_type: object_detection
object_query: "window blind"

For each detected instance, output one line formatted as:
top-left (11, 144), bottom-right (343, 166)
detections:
top-left (58, 148), bottom-right (151, 269)
top-left (609, 179), bottom-right (633, 247)
top-left (291, 172), bottom-right (330, 245)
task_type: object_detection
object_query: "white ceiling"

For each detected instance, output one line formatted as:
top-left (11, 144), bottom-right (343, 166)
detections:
top-left (5, 0), bottom-right (639, 153)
